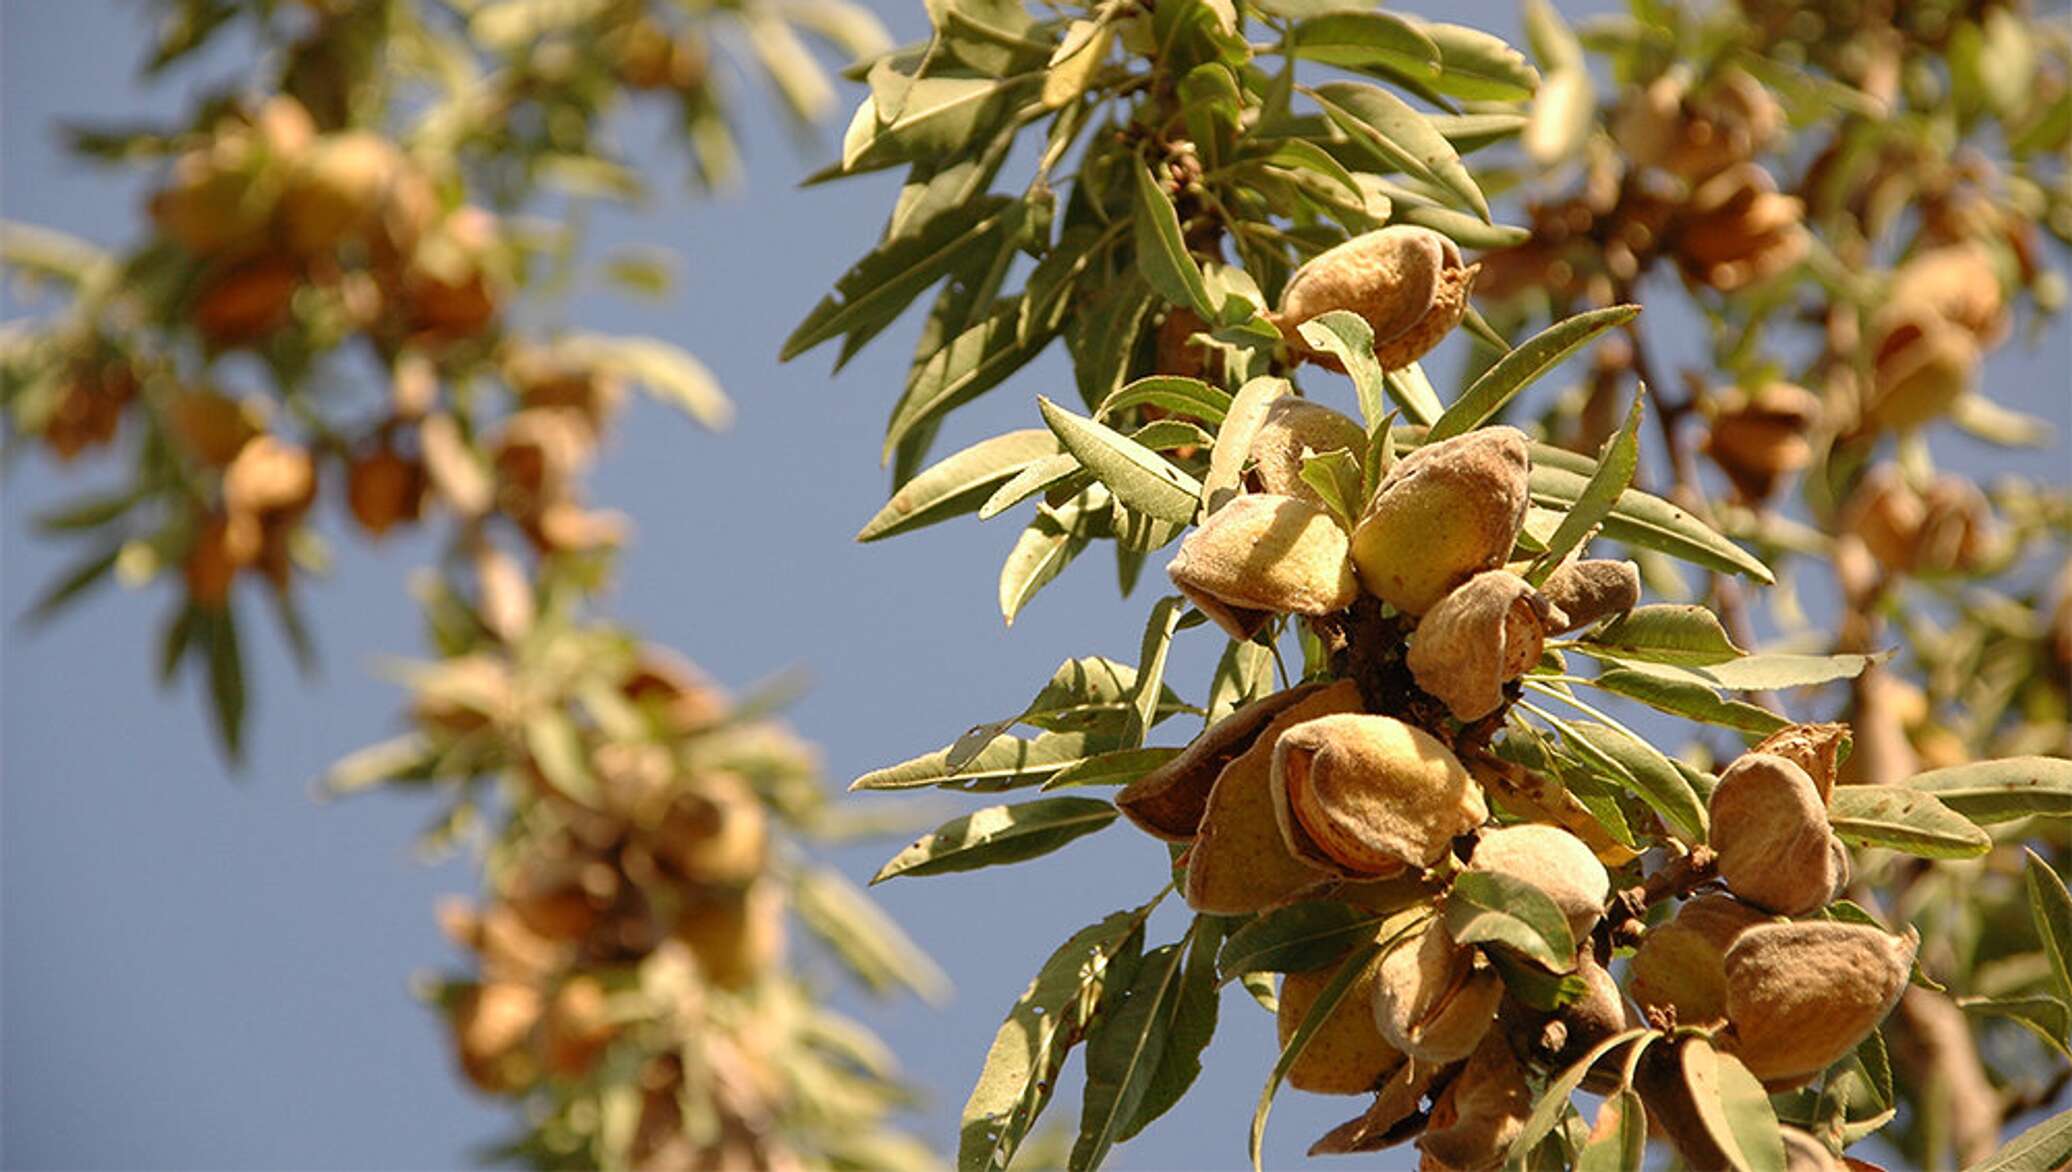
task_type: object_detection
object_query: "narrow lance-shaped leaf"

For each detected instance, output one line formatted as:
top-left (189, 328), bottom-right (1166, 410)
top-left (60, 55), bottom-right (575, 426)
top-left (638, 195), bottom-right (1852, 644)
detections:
top-left (1444, 869), bottom-right (1576, 972)
top-left (1826, 786), bottom-right (1991, 859)
top-left (858, 429), bottom-right (1060, 541)
top-left (1040, 397), bottom-right (1203, 525)
top-left (1969, 1109), bottom-right (2072, 1172)
top-left (1532, 389), bottom-right (1644, 583)
top-left (2026, 847), bottom-right (2072, 1006)
top-left (1309, 81), bottom-right (1490, 221)
top-left (1427, 305), bottom-right (1640, 441)
top-left (1070, 928), bottom-right (1191, 1170)
top-left (959, 906), bottom-right (1152, 1172)
top-left (1250, 933), bottom-right (1392, 1172)
top-left (1527, 443), bottom-right (1774, 583)
top-left (1904, 757), bottom-right (2072, 824)
top-left (1119, 919), bottom-right (1221, 1141)
top-left (853, 728), bottom-right (1130, 792)
top-left (1125, 597), bottom-right (1186, 746)
top-left (1505, 1029), bottom-right (1653, 1167)
top-left (1579, 605), bottom-right (1746, 665)
top-left (1000, 494), bottom-right (1093, 625)
top-left (872, 797), bottom-right (1121, 883)
top-left (1130, 160), bottom-right (1215, 318)
top-left (1218, 901), bottom-right (1377, 981)
top-left (796, 866), bottom-right (952, 1004)
top-left (1296, 311), bottom-right (1388, 427)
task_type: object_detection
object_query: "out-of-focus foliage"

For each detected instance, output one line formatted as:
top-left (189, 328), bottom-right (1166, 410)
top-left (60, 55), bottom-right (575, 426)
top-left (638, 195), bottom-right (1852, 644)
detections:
top-left (795, 0), bottom-right (2070, 1168)
top-left (2, 1), bottom-right (947, 1168)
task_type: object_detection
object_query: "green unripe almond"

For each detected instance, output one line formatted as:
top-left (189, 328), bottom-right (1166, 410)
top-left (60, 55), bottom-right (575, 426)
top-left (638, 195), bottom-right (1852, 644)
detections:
top-left (1350, 427), bottom-right (1530, 615)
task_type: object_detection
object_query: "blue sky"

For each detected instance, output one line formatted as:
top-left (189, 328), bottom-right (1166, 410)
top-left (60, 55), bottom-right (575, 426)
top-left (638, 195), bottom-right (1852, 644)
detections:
top-left (3, 2), bottom-right (2067, 1169)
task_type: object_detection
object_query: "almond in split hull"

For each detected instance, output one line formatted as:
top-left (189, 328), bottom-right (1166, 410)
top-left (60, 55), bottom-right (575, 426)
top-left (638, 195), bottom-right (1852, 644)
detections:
top-left (1183, 682), bottom-right (1363, 914)
top-left (1117, 682), bottom-right (1327, 840)
top-left (1271, 713), bottom-right (1486, 878)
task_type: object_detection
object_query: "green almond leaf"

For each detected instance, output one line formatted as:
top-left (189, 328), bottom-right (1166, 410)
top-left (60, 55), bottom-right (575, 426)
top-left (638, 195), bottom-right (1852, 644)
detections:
top-left (1444, 869), bottom-right (1575, 972)
top-left (1526, 446), bottom-right (1774, 583)
top-left (1419, 20), bottom-right (1540, 101)
top-left (785, 195), bottom-right (1015, 361)
top-left (1389, 200), bottom-right (1534, 250)
top-left (1251, 139), bottom-right (1365, 202)
top-left (1586, 668), bottom-right (1790, 737)
top-left (1126, 597), bottom-right (1187, 747)
top-left (1250, 935), bottom-right (1392, 1172)
top-left (34, 488), bottom-right (143, 533)
top-left (1217, 901), bottom-right (1373, 980)
top-left (1298, 449), bottom-right (1364, 530)
top-left (26, 543), bottom-right (122, 625)
top-left (1969, 1108), bottom-right (2072, 1172)
top-left (1203, 377), bottom-right (1292, 510)
top-left (1692, 651), bottom-right (1881, 691)
top-left (884, 283), bottom-right (1071, 460)
top-left (1296, 311), bottom-right (1388, 427)
top-left (981, 454), bottom-right (1085, 520)
top-left (1042, 747), bottom-right (1186, 790)
top-left (1310, 81), bottom-right (1489, 221)
top-left (1383, 363), bottom-right (1444, 427)
top-left (1683, 1040), bottom-right (1786, 1172)
top-left (1427, 305), bottom-right (1639, 441)
top-left (959, 906), bottom-right (1151, 1172)
top-left (1580, 605), bottom-right (1746, 666)
top-left (873, 797), bottom-right (1120, 883)
top-left (1000, 496), bottom-right (1092, 624)
top-left (853, 729), bottom-right (1129, 792)
top-left (795, 865), bottom-right (952, 1003)
top-left (846, 73), bottom-right (1039, 173)
top-left (1096, 374), bottom-right (1233, 425)
top-left (859, 429), bottom-right (1060, 541)
top-left (1904, 756), bottom-right (2072, 823)
top-left (1563, 717), bottom-right (1708, 844)
top-left (2026, 847), bottom-right (2072, 1006)
top-left (1290, 11), bottom-right (1441, 77)
top-left (1040, 397), bottom-right (1203, 525)
top-left (1022, 656), bottom-right (1191, 734)
top-left (1431, 111), bottom-right (1531, 153)
top-left (1121, 921), bottom-right (1221, 1140)
top-left (1957, 993), bottom-right (2071, 1058)
top-left (1505, 1029), bottom-right (1653, 1169)
top-left (203, 607), bottom-right (246, 765)
top-left (1574, 1089), bottom-right (1646, 1172)
top-left (1827, 786), bottom-right (1991, 859)
top-left (1130, 160), bottom-right (1215, 318)
top-left (1071, 931), bottom-right (1192, 1170)
top-left (1580, 651), bottom-right (1879, 694)
top-left (1532, 390), bottom-right (1643, 583)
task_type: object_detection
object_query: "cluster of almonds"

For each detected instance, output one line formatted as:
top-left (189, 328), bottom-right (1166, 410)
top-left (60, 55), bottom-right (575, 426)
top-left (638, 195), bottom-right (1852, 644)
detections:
top-left (421, 647), bottom-right (813, 1167)
top-left (1483, 67), bottom-right (1806, 307)
top-left (1098, 222), bottom-right (1922, 1168)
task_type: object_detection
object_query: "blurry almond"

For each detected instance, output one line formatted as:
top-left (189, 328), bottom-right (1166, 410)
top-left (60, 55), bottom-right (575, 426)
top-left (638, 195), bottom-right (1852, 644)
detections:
top-left (1537, 559), bottom-right (1640, 633)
